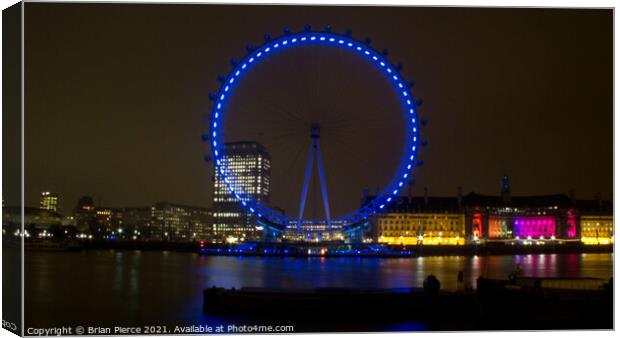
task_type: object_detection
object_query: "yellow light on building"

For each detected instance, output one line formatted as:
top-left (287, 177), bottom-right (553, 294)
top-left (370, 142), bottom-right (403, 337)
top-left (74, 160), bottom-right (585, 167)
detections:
top-left (40, 191), bottom-right (59, 212)
top-left (580, 216), bottom-right (613, 245)
top-left (376, 212), bottom-right (466, 246)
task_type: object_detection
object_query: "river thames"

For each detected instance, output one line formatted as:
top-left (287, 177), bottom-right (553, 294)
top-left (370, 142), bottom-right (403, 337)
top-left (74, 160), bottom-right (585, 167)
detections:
top-left (22, 250), bottom-right (613, 331)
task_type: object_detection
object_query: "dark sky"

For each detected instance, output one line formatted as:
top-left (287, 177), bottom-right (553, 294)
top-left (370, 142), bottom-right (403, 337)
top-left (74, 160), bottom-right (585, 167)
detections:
top-left (20, 4), bottom-right (612, 216)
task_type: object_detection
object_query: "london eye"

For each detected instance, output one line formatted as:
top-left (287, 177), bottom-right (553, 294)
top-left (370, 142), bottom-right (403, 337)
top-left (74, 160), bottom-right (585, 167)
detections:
top-left (204, 25), bottom-right (423, 240)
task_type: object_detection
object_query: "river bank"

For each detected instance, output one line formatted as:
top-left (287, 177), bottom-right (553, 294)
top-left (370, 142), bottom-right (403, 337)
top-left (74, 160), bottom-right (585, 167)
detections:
top-left (8, 237), bottom-right (613, 257)
top-left (74, 240), bottom-right (613, 257)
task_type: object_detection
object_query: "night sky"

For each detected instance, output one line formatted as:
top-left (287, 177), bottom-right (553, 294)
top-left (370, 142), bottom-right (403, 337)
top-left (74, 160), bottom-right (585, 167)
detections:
top-left (19, 4), bottom-right (612, 216)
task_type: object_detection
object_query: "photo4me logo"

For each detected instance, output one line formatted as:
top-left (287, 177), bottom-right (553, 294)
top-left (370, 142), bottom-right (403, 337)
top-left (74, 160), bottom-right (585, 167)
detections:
top-left (2, 319), bottom-right (17, 332)
top-left (173, 324), bottom-right (294, 334)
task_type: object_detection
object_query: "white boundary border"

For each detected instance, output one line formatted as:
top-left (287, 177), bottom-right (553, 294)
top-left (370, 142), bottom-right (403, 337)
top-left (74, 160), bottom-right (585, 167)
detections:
top-left (0, 1), bottom-right (615, 338)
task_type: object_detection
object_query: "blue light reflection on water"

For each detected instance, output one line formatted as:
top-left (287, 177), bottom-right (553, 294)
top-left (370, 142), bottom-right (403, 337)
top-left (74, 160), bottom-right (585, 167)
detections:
top-left (24, 251), bottom-right (612, 330)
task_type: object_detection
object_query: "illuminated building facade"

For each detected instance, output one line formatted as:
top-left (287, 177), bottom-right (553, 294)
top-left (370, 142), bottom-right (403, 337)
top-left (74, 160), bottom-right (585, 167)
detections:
top-left (150, 202), bottom-right (212, 241)
top-left (577, 198), bottom-right (613, 245)
top-left (513, 216), bottom-right (556, 238)
top-left (487, 216), bottom-right (510, 239)
top-left (282, 220), bottom-right (347, 242)
top-left (580, 216), bottom-right (613, 245)
top-left (376, 213), bottom-right (466, 245)
top-left (566, 209), bottom-right (577, 238)
top-left (40, 191), bottom-right (59, 212)
top-left (93, 207), bottom-right (124, 239)
top-left (73, 197), bottom-right (213, 241)
top-left (463, 193), bottom-right (572, 240)
top-left (366, 177), bottom-right (611, 245)
top-left (73, 196), bottom-right (125, 239)
top-left (213, 142), bottom-right (270, 241)
top-left (470, 210), bottom-right (483, 239)
top-left (369, 192), bottom-right (466, 245)
top-left (462, 177), bottom-right (578, 241)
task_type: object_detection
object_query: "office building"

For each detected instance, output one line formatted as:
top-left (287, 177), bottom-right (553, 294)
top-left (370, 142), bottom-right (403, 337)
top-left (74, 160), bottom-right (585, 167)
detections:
top-left (40, 191), bottom-right (59, 212)
top-left (122, 207), bottom-right (153, 240)
top-left (151, 202), bottom-right (212, 241)
top-left (73, 196), bottom-right (96, 233)
top-left (213, 142), bottom-right (270, 241)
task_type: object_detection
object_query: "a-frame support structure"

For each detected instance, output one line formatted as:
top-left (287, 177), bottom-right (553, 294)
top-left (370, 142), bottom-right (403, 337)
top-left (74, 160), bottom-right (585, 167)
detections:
top-left (297, 123), bottom-right (331, 231)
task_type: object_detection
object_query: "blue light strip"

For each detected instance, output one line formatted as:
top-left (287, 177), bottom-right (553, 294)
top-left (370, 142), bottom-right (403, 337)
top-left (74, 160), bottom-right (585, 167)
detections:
top-left (207, 28), bottom-right (420, 230)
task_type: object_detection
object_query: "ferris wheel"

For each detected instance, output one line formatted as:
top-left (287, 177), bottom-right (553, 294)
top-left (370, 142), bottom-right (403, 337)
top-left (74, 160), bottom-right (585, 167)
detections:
top-left (205, 25), bottom-right (424, 236)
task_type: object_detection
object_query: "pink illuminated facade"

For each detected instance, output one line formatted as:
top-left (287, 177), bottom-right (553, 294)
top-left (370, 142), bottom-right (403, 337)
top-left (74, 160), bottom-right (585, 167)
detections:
top-left (566, 209), bottom-right (577, 238)
top-left (513, 216), bottom-right (556, 238)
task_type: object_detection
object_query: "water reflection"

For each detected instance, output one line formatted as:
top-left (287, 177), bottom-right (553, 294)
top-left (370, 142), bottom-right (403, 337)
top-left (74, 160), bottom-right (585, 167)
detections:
top-left (24, 251), bottom-right (613, 328)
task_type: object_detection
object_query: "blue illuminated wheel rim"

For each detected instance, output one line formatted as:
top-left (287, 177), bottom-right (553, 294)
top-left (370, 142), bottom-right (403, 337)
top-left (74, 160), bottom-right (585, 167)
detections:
top-left (206, 27), bottom-right (421, 228)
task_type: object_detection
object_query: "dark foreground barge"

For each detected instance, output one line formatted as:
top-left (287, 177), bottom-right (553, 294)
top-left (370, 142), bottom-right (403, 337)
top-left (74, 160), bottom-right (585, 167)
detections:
top-left (203, 276), bottom-right (613, 331)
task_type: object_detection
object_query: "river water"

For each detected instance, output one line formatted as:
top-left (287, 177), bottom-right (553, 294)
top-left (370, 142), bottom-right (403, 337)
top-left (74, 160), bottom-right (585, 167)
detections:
top-left (22, 250), bottom-right (613, 331)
